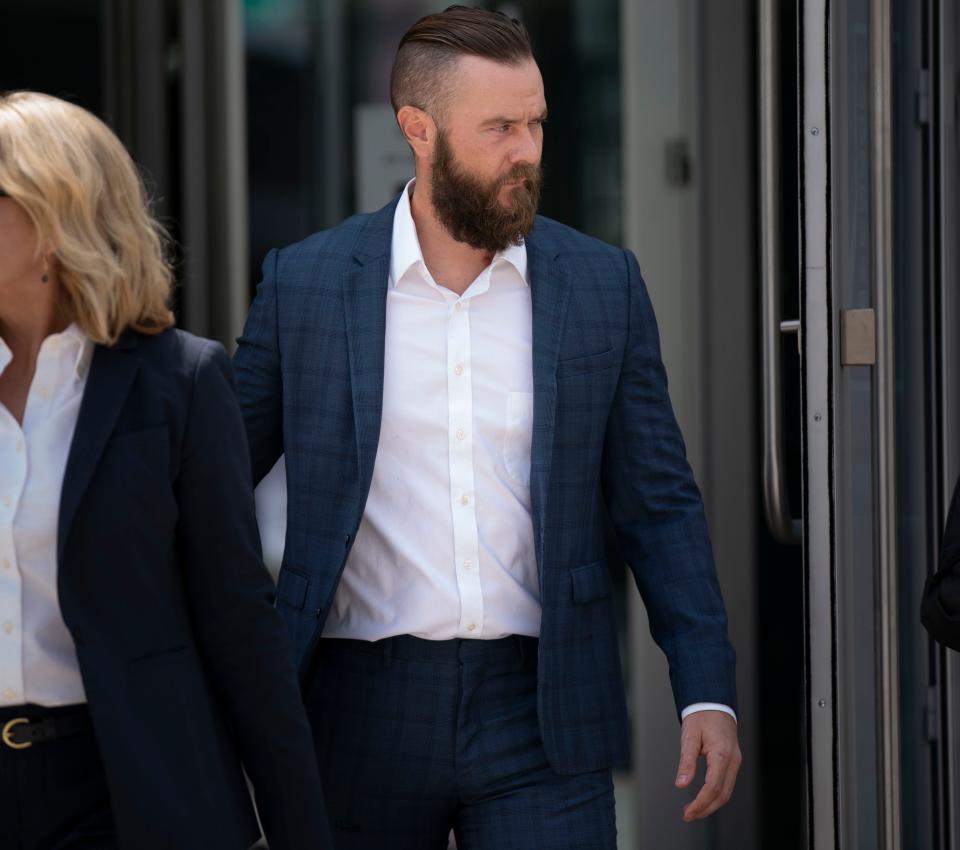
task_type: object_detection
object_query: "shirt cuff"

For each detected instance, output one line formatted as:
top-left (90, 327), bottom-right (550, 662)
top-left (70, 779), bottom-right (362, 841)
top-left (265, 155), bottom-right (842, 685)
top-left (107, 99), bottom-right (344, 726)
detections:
top-left (680, 703), bottom-right (738, 723)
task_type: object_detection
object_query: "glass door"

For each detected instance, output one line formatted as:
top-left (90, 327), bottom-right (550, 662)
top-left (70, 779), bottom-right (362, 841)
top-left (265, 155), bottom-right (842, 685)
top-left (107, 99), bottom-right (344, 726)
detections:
top-left (775, 0), bottom-right (960, 847)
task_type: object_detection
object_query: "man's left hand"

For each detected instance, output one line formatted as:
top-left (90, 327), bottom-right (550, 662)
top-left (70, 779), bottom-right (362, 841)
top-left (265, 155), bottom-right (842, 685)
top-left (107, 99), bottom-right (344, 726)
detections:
top-left (674, 710), bottom-right (742, 821)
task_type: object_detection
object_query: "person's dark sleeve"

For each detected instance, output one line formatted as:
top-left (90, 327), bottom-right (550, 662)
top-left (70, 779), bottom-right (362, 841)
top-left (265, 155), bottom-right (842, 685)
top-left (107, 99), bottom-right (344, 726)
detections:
top-left (921, 477), bottom-right (960, 651)
top-left (175, 339), bottom-right (332, 850)
top-left (234, 249), bottom-right (284, 486)
top-left (600, 248), bottom-right (737, 718)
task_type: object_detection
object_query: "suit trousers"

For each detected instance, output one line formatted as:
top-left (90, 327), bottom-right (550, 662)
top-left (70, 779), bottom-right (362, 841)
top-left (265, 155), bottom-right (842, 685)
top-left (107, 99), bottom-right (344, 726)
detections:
top-left (0, 704), bottom-right (117, 850)
top-left (306, 634), bottom-right (617, 850)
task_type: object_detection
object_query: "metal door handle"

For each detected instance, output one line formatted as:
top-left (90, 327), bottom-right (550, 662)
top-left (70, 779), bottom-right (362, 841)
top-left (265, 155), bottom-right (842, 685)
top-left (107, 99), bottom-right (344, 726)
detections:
top-left (760, 0), bottom-right (802, 545)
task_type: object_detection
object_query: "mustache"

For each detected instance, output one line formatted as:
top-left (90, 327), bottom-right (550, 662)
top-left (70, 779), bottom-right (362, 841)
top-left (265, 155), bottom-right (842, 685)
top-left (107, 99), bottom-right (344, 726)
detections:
top-left (496, 163), bottom-right (541, 190)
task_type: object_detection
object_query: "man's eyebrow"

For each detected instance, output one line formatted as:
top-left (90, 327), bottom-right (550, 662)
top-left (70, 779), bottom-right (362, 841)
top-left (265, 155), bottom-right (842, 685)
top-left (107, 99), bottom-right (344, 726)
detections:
top-left (480, 111), bottom-right (549, 126)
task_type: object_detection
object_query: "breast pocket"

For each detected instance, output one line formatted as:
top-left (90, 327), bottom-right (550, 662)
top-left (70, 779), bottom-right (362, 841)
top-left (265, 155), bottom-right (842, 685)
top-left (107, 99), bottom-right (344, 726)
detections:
top-left (556, 347), bottom-right (616, 380)
top-left (502, 391), bottom-right (534, 487)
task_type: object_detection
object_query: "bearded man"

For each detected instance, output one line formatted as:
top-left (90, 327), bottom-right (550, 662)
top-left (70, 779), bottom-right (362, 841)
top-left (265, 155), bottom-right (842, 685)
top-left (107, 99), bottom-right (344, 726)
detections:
top-left (234, 6), bottom-right (741, 848)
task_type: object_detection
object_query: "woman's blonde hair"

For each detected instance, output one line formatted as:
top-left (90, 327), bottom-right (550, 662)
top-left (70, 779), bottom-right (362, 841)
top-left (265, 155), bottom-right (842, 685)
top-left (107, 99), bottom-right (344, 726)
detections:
top-left (0, 91), bottom-right (174, 344)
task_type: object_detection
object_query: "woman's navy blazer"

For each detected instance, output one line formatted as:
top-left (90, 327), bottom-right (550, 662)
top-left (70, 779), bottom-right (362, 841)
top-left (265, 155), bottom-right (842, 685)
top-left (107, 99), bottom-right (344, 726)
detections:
top-left (56, 327), bottom-right (330, 849)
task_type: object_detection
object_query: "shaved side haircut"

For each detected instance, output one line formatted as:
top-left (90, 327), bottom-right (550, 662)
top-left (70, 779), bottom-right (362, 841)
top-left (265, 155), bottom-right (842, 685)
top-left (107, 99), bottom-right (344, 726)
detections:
top-left (390, 5), bottom-right (534, 121)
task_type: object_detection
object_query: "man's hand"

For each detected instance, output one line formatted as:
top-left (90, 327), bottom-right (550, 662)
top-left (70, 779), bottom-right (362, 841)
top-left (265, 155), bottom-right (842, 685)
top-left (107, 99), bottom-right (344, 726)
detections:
top-left (674, 710), bottom-right (742, 821)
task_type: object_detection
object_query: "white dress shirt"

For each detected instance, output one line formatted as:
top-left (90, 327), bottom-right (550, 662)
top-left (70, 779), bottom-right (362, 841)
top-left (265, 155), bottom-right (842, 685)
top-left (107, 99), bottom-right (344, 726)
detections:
top-left (0, 323), bottom-right (92, 707)
top-left (325, 180), bottom-right (540, 641)
top-left (323, 180), bottom-right (735, 723)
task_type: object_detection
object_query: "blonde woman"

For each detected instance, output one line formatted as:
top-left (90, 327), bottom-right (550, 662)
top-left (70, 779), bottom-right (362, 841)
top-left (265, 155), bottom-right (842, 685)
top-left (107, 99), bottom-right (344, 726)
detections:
top-left (0, 92), bottom-right (331, 849)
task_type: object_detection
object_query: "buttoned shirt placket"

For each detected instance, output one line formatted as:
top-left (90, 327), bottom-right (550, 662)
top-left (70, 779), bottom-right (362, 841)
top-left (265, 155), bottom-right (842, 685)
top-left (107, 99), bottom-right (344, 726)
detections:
top-left (444, 276), bottom-right (487, 637)
top-left (0, 328), bottom-right (90, 707)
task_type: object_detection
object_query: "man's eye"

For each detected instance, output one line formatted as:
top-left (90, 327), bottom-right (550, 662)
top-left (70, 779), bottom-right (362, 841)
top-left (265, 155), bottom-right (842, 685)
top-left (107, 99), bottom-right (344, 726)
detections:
top-left (496, 124), bottom-right (511, 133)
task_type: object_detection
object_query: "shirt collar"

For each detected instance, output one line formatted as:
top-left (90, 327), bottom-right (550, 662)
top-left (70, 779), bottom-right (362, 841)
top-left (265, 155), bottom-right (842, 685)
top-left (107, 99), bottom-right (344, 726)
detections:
top-left (389, 179), bottom-right (424, 288)
top-left (390, 178), bottom-right (529, 289)
top-left (60, 323), bottom-right (95, 379)
top-left (0, 323), bottom-right (93, 381)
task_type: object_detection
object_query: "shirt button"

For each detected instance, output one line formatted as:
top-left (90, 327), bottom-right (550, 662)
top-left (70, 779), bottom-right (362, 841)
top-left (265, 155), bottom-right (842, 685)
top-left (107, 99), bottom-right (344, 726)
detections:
top-left (454, 301), bottom-right (463, 312)
top-left (15, 440), bottom-right (23, 454)
top-left (463, 559), bottom-right (472, 569)
top-left (2, 557), bottom-right (9, 570)
top-left (454, 364), bottom-right (464, 376)
top-left (467, 624), bottom-right (477, 632)
top-left (2, 622), bottom-right (12, 635)
top-left (2, 688), bottom-right (14, 700)
top-left (456, 429), bottom-right (466, 441)
top-left (38, 388), bottom-right (50, 399)
top-left (460, 493), bottom-right (470, 505)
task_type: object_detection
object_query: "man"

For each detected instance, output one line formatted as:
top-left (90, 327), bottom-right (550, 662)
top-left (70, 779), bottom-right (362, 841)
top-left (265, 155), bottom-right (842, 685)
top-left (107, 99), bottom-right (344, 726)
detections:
top-left (235, 6), bottom-right (741, 847)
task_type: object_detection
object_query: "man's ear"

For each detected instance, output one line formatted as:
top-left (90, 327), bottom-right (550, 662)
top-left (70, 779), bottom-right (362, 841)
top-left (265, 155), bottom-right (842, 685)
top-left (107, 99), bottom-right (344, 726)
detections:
top-left (397, 106), bottom-right (435, 159)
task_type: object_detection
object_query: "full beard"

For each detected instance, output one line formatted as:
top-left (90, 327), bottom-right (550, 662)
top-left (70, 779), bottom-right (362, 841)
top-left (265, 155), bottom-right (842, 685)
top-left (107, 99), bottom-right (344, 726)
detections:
top-left (429, 129), bottom-right (542, 253)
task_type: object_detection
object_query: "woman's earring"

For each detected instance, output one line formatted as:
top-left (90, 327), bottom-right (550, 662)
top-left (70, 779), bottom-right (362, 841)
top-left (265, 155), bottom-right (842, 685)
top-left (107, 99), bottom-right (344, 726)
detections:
top-left (41, 255), bottom-right (49, 284)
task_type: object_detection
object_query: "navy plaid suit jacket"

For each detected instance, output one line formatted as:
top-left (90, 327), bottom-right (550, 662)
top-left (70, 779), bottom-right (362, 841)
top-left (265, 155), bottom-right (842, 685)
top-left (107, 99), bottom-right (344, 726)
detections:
top-left (234, 195), bottom-right (737, 775)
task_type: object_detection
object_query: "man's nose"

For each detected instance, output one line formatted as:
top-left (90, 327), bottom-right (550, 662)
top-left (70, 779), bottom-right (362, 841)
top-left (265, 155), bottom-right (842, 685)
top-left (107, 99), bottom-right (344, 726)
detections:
top-left (510, 127), bottom-right (541, 165)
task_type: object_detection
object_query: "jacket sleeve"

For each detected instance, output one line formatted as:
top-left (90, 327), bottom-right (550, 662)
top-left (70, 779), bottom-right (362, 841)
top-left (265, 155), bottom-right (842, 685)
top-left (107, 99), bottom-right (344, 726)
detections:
top-left (234, 249), bottom-right (284, 486)
top-left (921, 476), bottom-right (960, 651)
top-left (600, 248), bottom-right (737, 718)
top-left (175, 339), bottom-right (332, 850)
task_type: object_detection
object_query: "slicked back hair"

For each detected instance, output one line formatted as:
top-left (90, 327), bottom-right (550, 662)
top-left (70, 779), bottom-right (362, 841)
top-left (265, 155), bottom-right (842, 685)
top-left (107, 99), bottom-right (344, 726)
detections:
top-left (390, 5), bottom-right (534, 122)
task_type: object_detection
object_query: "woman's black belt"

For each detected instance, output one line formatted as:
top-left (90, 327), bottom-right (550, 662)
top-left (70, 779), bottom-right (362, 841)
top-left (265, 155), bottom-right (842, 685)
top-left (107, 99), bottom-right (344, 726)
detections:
top-left (1, 707), bottom-right (91, 750)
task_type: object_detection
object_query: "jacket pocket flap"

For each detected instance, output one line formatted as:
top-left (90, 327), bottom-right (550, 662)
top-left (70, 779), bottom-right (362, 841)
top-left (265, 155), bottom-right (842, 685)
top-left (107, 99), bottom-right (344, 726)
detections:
top-left (276, 568), bottom-right (310, 610)
top-left (570, 559), bottom-right (612, 603)
top-left (557, 348), bottom-right (616, 378)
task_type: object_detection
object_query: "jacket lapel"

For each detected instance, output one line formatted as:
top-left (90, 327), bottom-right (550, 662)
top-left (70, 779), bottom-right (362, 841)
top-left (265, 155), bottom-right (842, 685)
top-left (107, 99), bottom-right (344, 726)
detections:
top-left (342, 198), bottom-right (397, 494)
top-left (58, 332), bottom-right (140, 562)
top-left (526, 224), bottom-right (572, 575)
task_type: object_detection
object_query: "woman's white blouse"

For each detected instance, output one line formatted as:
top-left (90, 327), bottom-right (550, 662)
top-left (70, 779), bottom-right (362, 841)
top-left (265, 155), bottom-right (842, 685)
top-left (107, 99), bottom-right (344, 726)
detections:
top-left (0, 323), bottom-right (93, 707)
